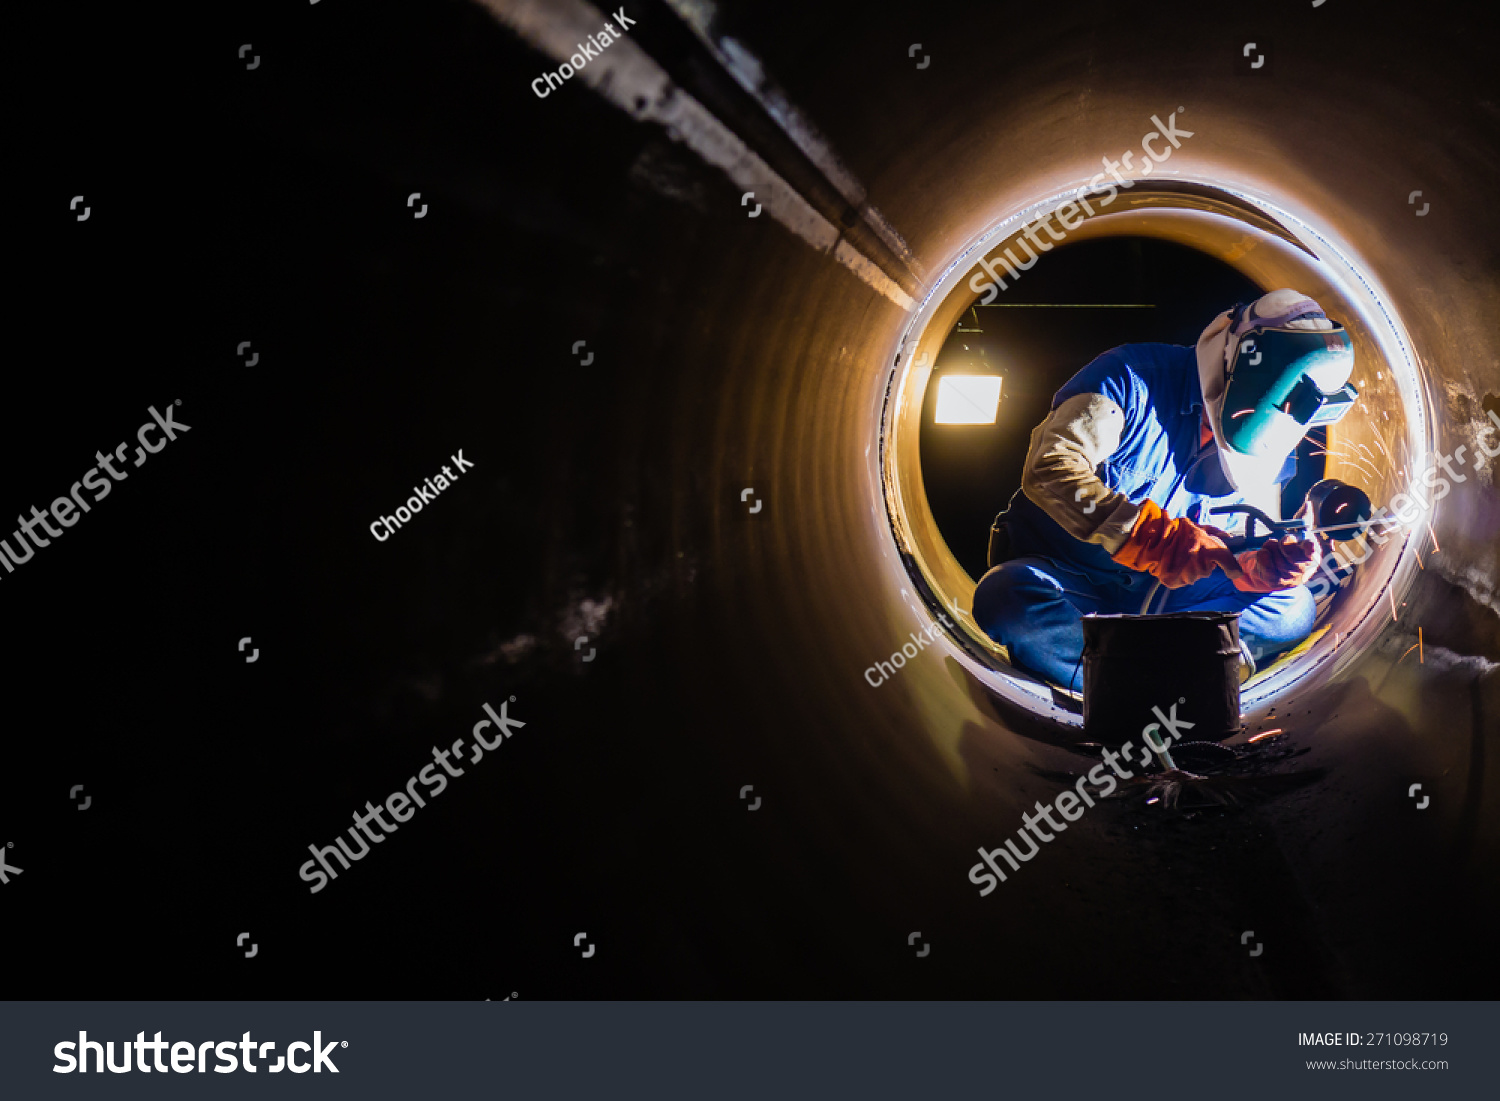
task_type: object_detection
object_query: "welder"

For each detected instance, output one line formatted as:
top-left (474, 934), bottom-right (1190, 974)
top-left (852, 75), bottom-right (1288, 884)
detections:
top-left (973, 288), bottom-right (1360, 691)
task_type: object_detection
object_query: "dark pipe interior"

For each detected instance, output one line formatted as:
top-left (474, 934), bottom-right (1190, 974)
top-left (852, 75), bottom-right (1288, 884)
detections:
top-left (13, 0), bottom-right (1497, 1000)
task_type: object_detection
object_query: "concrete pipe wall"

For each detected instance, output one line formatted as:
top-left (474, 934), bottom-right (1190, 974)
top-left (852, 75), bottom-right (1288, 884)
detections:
top-left (21, 0), bottom-right (1492, 998)
top-left (449, 0), bottom-right (1499, 997)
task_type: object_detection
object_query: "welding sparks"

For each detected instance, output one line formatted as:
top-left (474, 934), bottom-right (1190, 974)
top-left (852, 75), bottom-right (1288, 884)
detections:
top-left (1249, 728), bottom-right (1283, 743)
top-left (1419, 626), bottom-right (1424, 663)
top-left (1399, 641), bottom-right (1420, 665)
top-left (1428, 524), bottom-right (1441, 555)
top-left (1388, 588), bottom-right (1399, 621)
top-left (1328, 448), bottom-right (1380, 482)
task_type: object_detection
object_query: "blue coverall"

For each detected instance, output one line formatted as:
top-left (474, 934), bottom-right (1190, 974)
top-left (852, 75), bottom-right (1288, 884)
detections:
top-left (971, 343), bottom-right (1316, 691)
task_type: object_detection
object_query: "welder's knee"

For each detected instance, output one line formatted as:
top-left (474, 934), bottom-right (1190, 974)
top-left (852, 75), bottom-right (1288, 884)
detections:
top-left (1238, 584), bottom-right (1317, 658)
top-left (972, 559), bottom-right (1067, 643)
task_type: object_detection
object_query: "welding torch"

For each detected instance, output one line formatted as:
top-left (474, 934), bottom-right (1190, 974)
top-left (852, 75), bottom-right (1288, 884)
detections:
top-left (1137, 479), bottom-right (1375, 616)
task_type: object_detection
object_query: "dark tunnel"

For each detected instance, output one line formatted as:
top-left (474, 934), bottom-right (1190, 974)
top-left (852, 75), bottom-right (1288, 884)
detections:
top-left (14, 0), bottom-right (1499, 1001)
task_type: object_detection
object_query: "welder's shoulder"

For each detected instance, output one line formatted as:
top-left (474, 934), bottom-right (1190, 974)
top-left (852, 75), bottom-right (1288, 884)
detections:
top-left (1054, 343), bottom-right (1187, 412)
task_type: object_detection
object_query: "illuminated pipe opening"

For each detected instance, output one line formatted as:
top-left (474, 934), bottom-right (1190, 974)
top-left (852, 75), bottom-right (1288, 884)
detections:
top-left (880, 179), bottom-right (1431, 727)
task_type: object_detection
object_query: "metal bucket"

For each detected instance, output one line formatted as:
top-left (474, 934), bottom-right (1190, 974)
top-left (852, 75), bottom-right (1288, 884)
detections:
top-left (1081, 612), bottom-right (1242, 747)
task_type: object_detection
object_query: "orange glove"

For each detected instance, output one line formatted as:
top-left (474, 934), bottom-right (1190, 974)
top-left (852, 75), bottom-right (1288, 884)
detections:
top-left (1233, 534), bottom-right (1321, 593)
top-left (1111, 500), bottom-right (1243, 588)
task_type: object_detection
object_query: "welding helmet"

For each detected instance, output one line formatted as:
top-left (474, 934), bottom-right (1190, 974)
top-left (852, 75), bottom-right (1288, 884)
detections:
top-left (1195, 289), bottom-right (1358, 491)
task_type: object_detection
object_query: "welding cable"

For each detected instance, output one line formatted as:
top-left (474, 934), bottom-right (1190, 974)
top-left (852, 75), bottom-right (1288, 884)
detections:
top-left (1239, 638), bottom-right (1258, 679)
top-left (1140, 579), bottom-right (1165, 615)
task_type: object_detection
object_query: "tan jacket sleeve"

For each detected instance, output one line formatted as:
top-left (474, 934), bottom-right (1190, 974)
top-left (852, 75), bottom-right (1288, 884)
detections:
top-left (1019, 392), bottom-right (1142, 554)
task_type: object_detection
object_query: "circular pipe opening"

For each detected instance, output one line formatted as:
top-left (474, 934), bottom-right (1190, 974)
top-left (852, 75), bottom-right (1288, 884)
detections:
top-left (880, 178), bottom-right (1432, 727)
top-left (917, 236), bottom-right (1270, 582)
